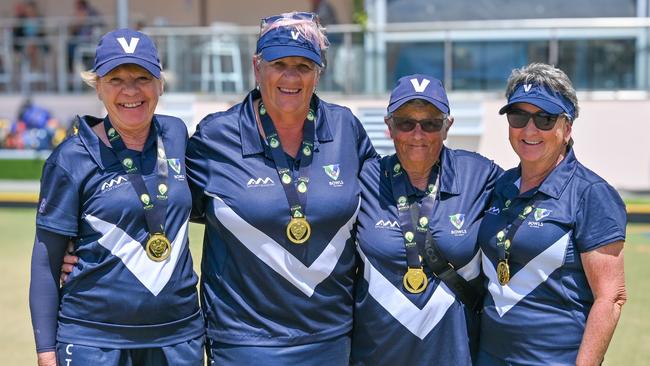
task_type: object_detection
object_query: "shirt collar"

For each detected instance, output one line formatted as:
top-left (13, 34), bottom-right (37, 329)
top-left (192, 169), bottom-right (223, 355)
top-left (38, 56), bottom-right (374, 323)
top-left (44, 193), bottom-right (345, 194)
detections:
top-left (393, 145), bottom-right (459, 198)
top-left (438, 146), bottom-right (460, 195)
top-left (240, 89), bottom-right (333, 157)
top-left (77, 114), bottom-right (158, 170)
top-left (500, 147), bottom-right (578, 200)
top-left (77, 115), bottom-right (105, 169)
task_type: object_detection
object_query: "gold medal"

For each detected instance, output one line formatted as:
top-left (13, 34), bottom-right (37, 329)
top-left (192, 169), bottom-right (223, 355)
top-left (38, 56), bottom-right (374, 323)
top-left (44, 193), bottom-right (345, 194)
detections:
top-left (146, 233), bottom-right (171, 262)
top-left (403, 267), bottom-right (428, 294)
top-left (286, 217), bottom-right (311, 244)
top-left (497, 260), bottom-right (510, 286)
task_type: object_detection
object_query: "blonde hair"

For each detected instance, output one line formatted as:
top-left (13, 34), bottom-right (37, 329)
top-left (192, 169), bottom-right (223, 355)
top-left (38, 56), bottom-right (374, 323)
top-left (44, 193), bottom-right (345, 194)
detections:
top-left (258, 12), bottom-right (330, 69)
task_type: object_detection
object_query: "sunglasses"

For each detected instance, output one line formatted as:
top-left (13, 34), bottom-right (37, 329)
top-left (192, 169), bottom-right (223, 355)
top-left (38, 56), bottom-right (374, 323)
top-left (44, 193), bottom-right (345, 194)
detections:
top-left (390, 116), bottom-right (446, 133)
top-left (506, 109), bottom-right (564, 131)
top-left (261, 12), bottom-right (319, 28)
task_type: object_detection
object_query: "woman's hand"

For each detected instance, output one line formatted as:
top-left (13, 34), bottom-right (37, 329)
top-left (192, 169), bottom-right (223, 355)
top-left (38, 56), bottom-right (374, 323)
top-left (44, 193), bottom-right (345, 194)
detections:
top-left (60, 241), bottom-right (78, 285)
top-left (37, 351), bottom-right (57, 366)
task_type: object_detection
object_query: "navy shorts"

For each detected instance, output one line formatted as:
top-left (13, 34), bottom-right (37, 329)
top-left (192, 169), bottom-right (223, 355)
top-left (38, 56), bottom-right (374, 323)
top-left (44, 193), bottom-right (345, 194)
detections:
top-left (56, 336), bottom-right (204, 366)
top-left (207, 334), bottom-right (351, 366)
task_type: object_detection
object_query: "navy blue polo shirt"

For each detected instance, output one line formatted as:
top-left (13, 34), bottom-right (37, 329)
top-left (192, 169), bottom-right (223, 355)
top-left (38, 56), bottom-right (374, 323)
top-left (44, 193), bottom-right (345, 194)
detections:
top-left (477, 147), bottom-right (627, 365)
top-left (36, 114), bottom-right (204, 348)
top-left (352, 148), bottom-right (501, 365)
top-left (186, 90), bottom-right (377, 346)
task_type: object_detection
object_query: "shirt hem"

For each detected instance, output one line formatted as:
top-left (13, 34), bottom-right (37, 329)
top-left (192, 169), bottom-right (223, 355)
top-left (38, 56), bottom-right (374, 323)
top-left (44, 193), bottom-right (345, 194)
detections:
top-left (56, 309), bottom-right (205, 348)
top-left (206, 321), bottom-right (351, 347)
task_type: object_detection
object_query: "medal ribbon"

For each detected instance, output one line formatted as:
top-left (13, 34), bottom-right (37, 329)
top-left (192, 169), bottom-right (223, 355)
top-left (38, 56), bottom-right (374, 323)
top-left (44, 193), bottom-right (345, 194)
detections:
top-left (386, 155), bottom-right (440, 271)
top-left (258, 98), bottom-right (317, 222)
top-left (103, 116), bottom-right (169, 236)
top-left (496, 195), bottom-right (542, 265)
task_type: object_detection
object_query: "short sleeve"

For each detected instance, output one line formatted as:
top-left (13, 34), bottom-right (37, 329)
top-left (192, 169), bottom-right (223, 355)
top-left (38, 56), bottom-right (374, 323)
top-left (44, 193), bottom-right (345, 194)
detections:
top-left (186, 124), bottom-right (210, 221)
top-left (480, 162), bottom-right (504, 210)
top-left (354, 116), bottom-right (379, 167)
top-left (36, 162), bottom-right (79, 236)
top-left (574, 182), bottom-right (627, 252)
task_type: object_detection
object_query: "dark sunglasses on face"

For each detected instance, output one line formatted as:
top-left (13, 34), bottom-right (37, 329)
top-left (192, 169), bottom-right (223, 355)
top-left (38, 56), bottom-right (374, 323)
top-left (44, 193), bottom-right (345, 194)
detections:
top-left (506, 109), bottom-right (565, 131)
top-left (261, 12), bottom-right (319, 28)
top-left (391, 116), bottom-right (446, 133)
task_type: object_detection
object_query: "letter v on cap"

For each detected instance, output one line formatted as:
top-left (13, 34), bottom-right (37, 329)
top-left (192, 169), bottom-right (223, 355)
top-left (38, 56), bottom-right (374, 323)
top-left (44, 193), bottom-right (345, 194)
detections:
top-left (410, 78), bottom-right (430, 93)
top-left (117, 37), bottom-right (140, 54)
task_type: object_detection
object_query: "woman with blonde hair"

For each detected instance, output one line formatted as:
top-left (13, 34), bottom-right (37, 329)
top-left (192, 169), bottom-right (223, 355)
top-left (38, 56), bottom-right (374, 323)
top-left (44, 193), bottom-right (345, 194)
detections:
top-left (186, 11), bottom-right (376, 364)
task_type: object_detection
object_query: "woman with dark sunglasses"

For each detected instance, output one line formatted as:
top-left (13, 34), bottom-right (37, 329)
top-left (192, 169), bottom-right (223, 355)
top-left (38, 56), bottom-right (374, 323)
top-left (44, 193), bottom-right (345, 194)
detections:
top-left (476, 63), bottom-right (627, 365)
top-left (351, 74), bottom-right (501, 365)
top-left (185, 11), bottom-right (376, 365)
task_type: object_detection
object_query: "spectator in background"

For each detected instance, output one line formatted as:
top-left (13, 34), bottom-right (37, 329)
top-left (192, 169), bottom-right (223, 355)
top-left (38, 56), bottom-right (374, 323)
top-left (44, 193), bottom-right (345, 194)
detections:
top-left (68, 0), bottom-right (102, 73)
top-left (311, 0), bottom-right (339, 27)
top-left (13, 1), bottom-right (48, 69)
top-left (3, 99), bottom-right (64, 150)
top-left (310, 0), bottom-right (340, 47)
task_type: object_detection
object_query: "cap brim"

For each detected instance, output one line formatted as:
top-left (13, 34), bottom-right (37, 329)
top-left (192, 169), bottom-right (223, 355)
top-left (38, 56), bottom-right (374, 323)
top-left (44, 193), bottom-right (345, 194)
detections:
top-left (388, 95), bottom-right (449, 114)
top-left (499, 96), bottom-right (564, 115)
top-left (261, 46), bottom-right (323, 67)
top-left (95, 56), bottom-right (161, 78)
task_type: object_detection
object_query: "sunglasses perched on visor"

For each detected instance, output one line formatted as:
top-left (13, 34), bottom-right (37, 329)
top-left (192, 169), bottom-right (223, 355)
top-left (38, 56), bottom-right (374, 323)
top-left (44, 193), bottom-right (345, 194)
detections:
top-left (261, 12), bottom-right (320, 28)
top-left (505, 109), bottom-right (566, 131)
top-left (390, 116), bottom-right (447, 133)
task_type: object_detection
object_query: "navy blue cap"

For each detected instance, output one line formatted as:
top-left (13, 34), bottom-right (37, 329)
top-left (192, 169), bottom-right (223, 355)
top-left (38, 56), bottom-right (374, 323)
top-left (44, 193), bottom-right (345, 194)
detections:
top-left (256, 25), bottom-right (323, 66)
top-left (499, 83), bottom-right (575, 119)
top-left (93, 28), bottom-right (161, 78)
top-left (387, 74), bottom-right (449, 114)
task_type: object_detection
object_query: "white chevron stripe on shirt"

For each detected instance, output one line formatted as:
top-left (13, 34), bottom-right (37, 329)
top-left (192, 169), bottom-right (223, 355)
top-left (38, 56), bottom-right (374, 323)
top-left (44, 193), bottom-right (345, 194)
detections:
top-left (207, 192), bottom-right (360, 297)
top-left (359, 247), bottom-right (481, 340)
top-left (84, 214), bottom-right (189, 296)
top-left (483, 231), bottom-right (570, 317)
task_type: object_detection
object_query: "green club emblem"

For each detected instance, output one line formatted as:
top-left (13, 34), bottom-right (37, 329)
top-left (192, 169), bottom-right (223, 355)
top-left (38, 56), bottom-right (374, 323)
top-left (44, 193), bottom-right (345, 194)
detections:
top-left (297, 181), bottom-right (307, 193)
top-left (269, 137), bottom-right (279, 148)
top-left (398, 196), bottom-right (407, 207)
top-left (158, 184), bottom-right (168, 195)
top-left (307, 110), bottom-right (315, 121)
top-left (504, 239), bottom-right (511, 250)
top-left (282, 174), bottom-right (292, 184)
top-left (419, 217), bottom-right (428, 227)
top-left (393, 163), bottom-right (401, 174)
top-left (496, 230), bottom-right (505, 242)
top-left (523, 206), bottom-right (533, 215)
top-left (260, 105), bottom-right (267, 115)
top-left (108, 128), bottom-right (116, 138)
top-left (140, 194), bottom-right (150, 205)
top-left (504, 200), bottom-right (511, 208)
top-left (122, 158), bottom-right (133, 169)
top-left (303, 146), bottom-right (311, 156)
top-left (404, 231), bottom-right (414, 242)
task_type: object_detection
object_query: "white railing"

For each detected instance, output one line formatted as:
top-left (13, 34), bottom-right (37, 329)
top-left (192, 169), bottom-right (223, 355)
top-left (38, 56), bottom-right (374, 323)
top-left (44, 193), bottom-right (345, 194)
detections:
top-left (0, 16), bottom-right (649, 94)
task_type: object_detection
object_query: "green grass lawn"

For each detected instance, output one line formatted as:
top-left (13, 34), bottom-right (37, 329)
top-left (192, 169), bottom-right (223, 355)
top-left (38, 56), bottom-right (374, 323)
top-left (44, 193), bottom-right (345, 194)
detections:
top-left (2, 208), bottom-right (649, 363)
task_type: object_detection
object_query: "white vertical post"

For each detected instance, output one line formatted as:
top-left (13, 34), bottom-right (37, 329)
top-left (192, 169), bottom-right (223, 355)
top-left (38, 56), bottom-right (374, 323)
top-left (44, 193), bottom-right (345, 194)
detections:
top-left (117, 0), bottom-right (129, 28)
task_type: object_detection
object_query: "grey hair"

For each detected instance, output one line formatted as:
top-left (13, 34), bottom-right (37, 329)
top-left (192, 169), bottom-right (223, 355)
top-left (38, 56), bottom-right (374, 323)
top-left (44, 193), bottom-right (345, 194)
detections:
top-left (80, 69), bottom-right (167, 88)
top-left (504, 63), bottom-right (579, 120)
